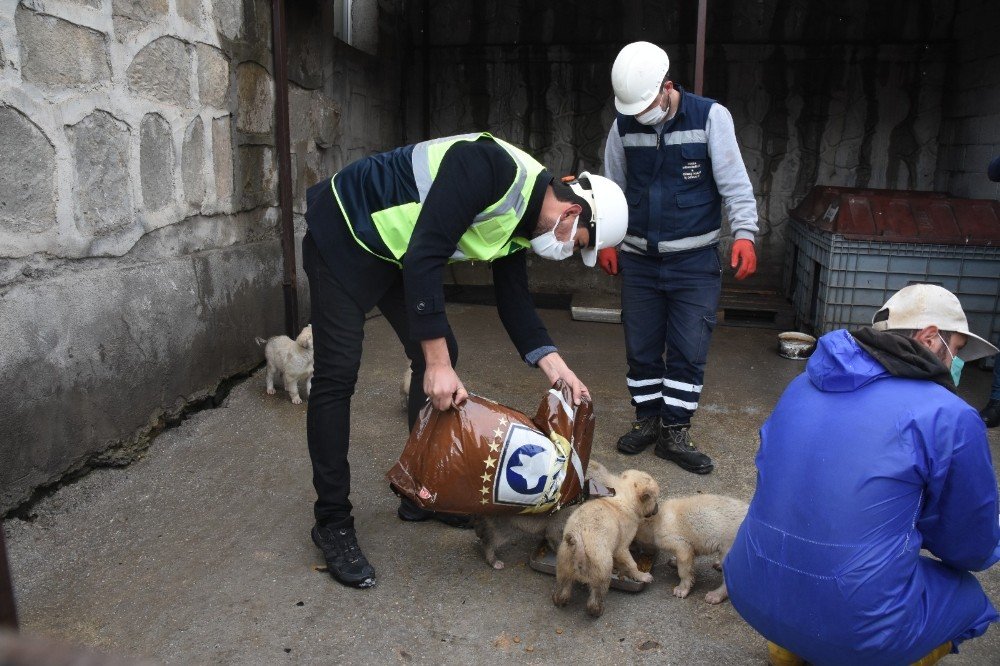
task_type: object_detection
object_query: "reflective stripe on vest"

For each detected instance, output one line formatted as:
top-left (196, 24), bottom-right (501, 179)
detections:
top-left (620, 129), bottom-right (708, 149)
top-left (364, 132), bottom-right (541, 263)
top-left (621, 228), bottom-right (721, 254)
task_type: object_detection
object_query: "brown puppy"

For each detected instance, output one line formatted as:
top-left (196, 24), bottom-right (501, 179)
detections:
top-left (634, 493), bottom-right (748, 604)
top-left (552, 470), bottom-right (660, 617)
top-left (473, 461), bottom-right (615, 570)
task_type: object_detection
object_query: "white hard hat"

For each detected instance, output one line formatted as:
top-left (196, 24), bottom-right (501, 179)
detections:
top-left (611, 41), bottom-right (670, 115)
top-left (566, 172), bottom-right (628, 267)
top-left (872, 283), bottom-right (999, 361)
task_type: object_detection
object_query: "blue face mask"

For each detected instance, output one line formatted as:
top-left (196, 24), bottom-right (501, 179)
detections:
top-left (950, 356), bottom-right (965, 386)
top-left (938, 333), bottom-right (965, 386)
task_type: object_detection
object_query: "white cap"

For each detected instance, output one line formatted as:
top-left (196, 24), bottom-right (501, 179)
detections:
top-left (872, 283), bottom-right (998, 361)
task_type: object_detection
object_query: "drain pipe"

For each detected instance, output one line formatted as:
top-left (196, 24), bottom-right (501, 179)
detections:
top-left (0, 530), bottom-right (17, 630)
top-left (422, 0), bottom-right (431, 140)
top-left (271, 0), bottom-right (299, 338)
top-left (694, 0), bottom-right (707, 95)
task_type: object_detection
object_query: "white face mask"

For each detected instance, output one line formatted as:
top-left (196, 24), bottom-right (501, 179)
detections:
top-left (531, 215), bottom-right (579, 261)
top-left (635, 91), bottom-right (670, 126)
top-left (636, 104), bottom-right (669, 126)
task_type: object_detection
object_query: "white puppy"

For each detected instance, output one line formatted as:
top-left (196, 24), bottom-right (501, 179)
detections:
top-left (634, 493), bottom-right (748, 604)
top-left (553, 470), bottom-right (661, 617)
top-left (256, 325), bottom-right (313, 404)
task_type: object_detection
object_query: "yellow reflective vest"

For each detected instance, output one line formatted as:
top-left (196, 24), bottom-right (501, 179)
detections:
top-left (329, 132), bottom-right (546, 266)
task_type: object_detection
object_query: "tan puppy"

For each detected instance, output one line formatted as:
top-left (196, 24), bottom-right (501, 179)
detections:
top-left (256, 325), bottom-right (313, 404)
top-left (634, 493), bottom-right (748, 604)
top-left (473, 461), bottom-right (615, 570)
top-left (553, 470), bottom-right (660, 617)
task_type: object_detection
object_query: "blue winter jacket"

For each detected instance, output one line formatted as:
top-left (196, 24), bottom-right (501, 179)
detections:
top-left (725, 329), bottom-right (1000, 665)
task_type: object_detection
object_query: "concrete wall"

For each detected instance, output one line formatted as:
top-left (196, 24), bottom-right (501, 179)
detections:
top-left (405, 0), bottom-right (956, 291)
top-left (0, 0), bottom-right (403, 514)
top-left (935, 0), bottom-right (1000, 199)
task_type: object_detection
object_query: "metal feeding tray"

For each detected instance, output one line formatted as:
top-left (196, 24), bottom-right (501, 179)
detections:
top-left (528, 541), bottom-right (654, 592)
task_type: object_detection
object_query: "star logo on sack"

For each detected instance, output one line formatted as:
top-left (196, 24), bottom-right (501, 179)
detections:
top-left (491, 423), bottom-right (564, 506)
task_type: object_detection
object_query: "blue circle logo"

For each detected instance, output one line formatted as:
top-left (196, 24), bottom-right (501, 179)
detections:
top-left (505, 444), bottom-right (548, 494)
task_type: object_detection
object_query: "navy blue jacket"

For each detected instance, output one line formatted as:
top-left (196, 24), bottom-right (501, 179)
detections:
top-left (617, 89), bottom-right (722, 254)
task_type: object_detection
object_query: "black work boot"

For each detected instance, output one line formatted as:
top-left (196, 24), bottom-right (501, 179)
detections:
top-left (616, 415), bottom-right (661, 454)
top-left (397, 496), bottom-right (473, 529)
top-left (311, 523), bottom-right (377, 589)
top-left (982, 399), bottom-right (1000, 428)
top-left (654, 424), bottom-right (714, 474)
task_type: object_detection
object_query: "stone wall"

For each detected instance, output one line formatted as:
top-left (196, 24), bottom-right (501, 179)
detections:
top-left (0, 0), bottom-right (403, 513)
top-left (405, 0), bottom-right (956, 290)
top-left (935, 0), bottom-right (1000, 199)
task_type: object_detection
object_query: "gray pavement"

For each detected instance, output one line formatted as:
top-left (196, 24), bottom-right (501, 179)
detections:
top-left (5, 304), bottom-right (1000, 664)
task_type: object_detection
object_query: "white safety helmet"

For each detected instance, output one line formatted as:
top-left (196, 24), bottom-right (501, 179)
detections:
top-left (611, 41), bottom-right (670, 116)
top-left (564, 172), bottom-right (628, 267)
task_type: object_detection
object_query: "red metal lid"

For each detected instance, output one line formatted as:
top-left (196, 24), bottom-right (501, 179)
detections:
top-left (789, 186), bottom-right (1000, 246)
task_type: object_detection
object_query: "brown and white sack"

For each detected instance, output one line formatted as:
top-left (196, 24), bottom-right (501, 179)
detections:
top-left (386, 380), bottom-right (595, 515)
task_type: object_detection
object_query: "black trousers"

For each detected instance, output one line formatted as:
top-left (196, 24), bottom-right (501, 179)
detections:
top-left (302, 233), bottom-right (458, 527)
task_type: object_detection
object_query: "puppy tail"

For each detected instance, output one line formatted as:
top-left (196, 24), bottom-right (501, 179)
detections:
top-left (563, 531), bottom-right (587, 574)
top-left (254, 336), bottom-right (268, 347)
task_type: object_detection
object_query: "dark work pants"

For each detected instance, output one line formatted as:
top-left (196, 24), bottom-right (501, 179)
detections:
top-left (620, 247), bottom-right (721, 426)
top-left (302, 233), bottom-right (458, 527)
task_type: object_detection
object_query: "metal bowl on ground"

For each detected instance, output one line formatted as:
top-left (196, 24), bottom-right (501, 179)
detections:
top-left (778, 332), bottom-right (817, 360)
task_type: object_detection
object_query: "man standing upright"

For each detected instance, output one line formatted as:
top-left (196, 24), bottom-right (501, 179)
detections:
top-left (600, 42), bottom-right (759, 474)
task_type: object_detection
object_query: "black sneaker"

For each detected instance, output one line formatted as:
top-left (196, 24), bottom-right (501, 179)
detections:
top-left (311, 523), bottom-right (377, 589)
top-left (397, 497), bottom-right (473, 529)
top-left (616, 416), bottom-right (661, 454)
top-left (982, 399), bottom-right (1000, 428)
top-left (654, 424), bottom-right (713, 474)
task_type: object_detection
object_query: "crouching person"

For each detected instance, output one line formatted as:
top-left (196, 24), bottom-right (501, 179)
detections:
top-left (725, 283), bottom-right (1000, 665)
top-left (303, 132), bottom-right (628, 589)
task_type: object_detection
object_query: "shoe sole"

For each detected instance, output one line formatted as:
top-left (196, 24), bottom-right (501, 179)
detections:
top-left (616, 439), bottom-right (656, 455)
top-left (434, 514), bottom-right (473, 529)
top-left (654, 450), bottom-right (713, 475)
top-left (311, 527), bottom-right (378, 589)
top-left (398, 507), bottom-right (473, 529)
top-left (616, 444), bottom-right (650, 455)
top-left (397, 507), bottom-right (431, 522)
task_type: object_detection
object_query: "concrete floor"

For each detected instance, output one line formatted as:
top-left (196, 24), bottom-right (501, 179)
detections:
top-left (5, 304), bottom-right (1000, 665)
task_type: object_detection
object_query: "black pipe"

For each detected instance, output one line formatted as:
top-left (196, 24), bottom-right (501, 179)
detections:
top-left (271, 0), bottom-right (299, 338)
top-left (422, 0), bottom-right (431, 141)
top-left (695, 0), bottom-right (707, 95)
top-left (0, 529), bottom-right (17, 630)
